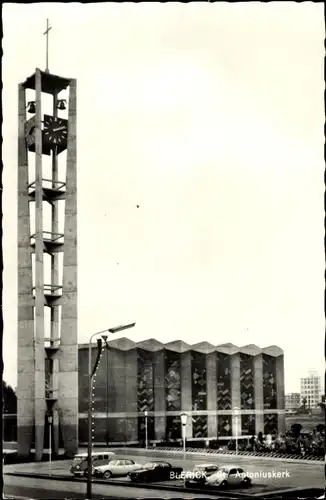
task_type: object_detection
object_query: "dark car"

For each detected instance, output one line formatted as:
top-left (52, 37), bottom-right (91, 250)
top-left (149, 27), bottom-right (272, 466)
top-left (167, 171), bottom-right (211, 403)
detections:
top-left (185, 463), bottom-right (219, 487)
top-left (128, 461), bottom-right (183, 482)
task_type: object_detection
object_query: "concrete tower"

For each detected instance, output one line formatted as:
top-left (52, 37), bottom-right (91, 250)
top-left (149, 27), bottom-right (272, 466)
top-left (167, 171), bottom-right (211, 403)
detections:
top-left (17, 30), bottom-right (78, 460)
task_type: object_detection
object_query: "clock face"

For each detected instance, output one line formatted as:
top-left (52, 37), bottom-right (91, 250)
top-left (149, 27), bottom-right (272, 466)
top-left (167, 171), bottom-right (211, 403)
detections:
top-left (43, 115), bottom-right (68, 146)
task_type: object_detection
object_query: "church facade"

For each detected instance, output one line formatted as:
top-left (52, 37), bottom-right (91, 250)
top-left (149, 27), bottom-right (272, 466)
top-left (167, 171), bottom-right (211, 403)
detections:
top-left (78, 338), bottom-right (285, 445)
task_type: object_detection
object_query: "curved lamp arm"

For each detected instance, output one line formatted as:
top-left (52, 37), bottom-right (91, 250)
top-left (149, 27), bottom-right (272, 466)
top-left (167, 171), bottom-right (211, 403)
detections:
top-left (91, 338), bottom-right (103, 378)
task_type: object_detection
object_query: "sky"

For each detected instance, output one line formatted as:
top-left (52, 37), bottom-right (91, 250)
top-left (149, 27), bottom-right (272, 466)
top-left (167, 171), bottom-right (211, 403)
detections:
top-left (2, 2), bottom-right (324, 393)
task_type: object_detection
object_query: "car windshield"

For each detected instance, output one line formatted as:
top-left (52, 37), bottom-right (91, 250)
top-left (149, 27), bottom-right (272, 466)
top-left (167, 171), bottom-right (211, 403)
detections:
top-left (72, 456), bottom-right (86, 464)
top-left (143, 463), bottom-right (156, 469)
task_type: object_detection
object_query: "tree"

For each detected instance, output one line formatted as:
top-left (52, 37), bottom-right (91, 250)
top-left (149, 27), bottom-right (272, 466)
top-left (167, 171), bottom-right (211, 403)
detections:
top-left (2, 381), bottom-right (17, 414)
top-left (302, 397), bottom-right (307, 410)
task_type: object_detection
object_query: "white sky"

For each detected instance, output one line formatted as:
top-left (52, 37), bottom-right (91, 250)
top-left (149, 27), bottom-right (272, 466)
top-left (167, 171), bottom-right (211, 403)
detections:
top-left (2, 2), bottom-right (324, 393)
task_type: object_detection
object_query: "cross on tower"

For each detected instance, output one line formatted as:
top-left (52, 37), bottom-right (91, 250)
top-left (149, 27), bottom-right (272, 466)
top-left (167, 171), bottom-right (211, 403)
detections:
top-left (43, 19), bottom-right (52, 73)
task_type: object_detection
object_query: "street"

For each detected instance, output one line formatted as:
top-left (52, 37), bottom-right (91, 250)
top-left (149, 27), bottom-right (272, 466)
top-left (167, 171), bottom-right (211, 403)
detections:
top-left (3, 475), bottom-right (224, 500)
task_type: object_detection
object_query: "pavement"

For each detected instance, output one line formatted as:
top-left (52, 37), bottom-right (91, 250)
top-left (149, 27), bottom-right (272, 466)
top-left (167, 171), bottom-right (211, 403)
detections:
top-left (111, 446), bottom-right (324, 465)
top-left (162, 445), bottom-right (324, 462)
top-left (3, 448), bottom-right (325, 496)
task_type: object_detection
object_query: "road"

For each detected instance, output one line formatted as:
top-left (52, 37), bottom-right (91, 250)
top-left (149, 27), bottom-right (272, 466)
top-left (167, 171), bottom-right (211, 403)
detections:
top-left (3, 475), bottom-right (223, 500)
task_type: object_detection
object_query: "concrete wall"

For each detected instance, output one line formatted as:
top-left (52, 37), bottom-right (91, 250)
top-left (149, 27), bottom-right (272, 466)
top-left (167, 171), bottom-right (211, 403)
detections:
top-left (33, 68), bottom-right (46, 462)
top-left (231, 353), bottom-right (241, 436)
top-left (124, 349), bottom-right (138, 441)
top-left (58, 78), bottom-right (78, 458)
top-left (254, 353), bottom-right (264, 435)
top-left (276, 354), bottom-right (285, 433)
top-left (17, 83), bottom-right (35, 458)
top-left (76, 344), bottom-right (284, 443)
top-left (153, 351), bottom-right (166, 441)
top-left (206, 352), bottom-right (217, 438)
top-left (181, 351), bottom-right (192, 439)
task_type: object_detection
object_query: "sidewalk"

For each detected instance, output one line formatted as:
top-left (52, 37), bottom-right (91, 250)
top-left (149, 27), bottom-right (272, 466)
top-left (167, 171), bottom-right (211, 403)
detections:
top-left (112, 446), bottom-right (325, 466)
top-left (3, 460), bottom-right (71, 475)
top-left (4, 442), bottom-right (324, 463)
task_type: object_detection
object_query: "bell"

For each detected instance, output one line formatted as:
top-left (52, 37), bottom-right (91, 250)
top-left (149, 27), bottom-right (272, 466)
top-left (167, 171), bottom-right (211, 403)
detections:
top-left (57, 100), bottom-right (66, 111)
top-left (27, 101), bottom-right (36, 114)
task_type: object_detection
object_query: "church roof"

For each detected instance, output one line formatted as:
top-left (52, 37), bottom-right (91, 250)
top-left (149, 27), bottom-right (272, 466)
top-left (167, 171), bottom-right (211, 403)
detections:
top-left (80, 338), bottom-right (282, 356)
top-left (22, 69), bottom-right (71, 95)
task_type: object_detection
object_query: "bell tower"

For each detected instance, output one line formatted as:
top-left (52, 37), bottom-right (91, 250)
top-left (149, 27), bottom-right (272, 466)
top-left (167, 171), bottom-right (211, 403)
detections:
top-left (17, 20), bottom-right (78, 460)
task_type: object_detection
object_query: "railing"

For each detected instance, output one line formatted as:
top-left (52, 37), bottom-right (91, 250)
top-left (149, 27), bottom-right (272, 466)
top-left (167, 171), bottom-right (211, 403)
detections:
top-left (45, 379), bottom-right (59, 400)
top-left (30, 231), bottom-right (64, 244)
top-left (28, 178), bottom-right (66, 191)
top-left (32, 284), bottom-right (62, 297)
top-left (45, 388), bottom-right (59, 400)
top-left (44, 337), bottom-right (60, 349)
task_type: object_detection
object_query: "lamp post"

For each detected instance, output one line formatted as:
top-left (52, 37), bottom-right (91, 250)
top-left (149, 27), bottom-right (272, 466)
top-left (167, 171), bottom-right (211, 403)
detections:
top-left (144, 410), bottom-right (148, 450)
top-left (180, 412), bottom-right (188, 488)
top-left (86, 323), bottom-right (136, 500)
top-left (234, 407), bottom-right (240, 455)
top-left (48, 414), bottom-right (53, 476)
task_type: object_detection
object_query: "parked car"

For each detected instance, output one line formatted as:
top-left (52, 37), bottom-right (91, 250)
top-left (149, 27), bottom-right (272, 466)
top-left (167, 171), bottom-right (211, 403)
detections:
top-left (93, 459), bottom-right (142, 479)
top-left (70, 451), bottom-right (115, 477)
top-left (205, 465), bottom-right (251, 489)
top-left (185, 463), bottom-right (219, 487)
top-left (128, 461), bottom-right (183, 482)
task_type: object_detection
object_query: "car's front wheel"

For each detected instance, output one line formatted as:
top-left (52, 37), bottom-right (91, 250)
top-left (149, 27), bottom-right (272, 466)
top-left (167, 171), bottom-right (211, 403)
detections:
top-left (104, 471), bottom-right (112, 480)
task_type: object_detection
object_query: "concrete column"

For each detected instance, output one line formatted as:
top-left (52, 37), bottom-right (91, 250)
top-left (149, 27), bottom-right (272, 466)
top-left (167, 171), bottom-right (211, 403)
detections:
top-left (206, 352), bottom-right (217, 438)
top-left (105, 348), bottom-right (116, 443)
top-left (50, 356), bottom-right (59, 455)
top-left (59, 78), bottom-right (78, 457)
top-left (153, 350), bottom-right (165, 441)
top-left (17, 83), bottom-right (35, 458)
top-left (231, 353), bottom-right (241, 436)
top-left (254, 353), bottom-right (264, 435)
top-left (125, 349), bottom-right (138, 441)
top-left (181, 351), bottom-right (192, 439)
top-left (111, 349), bottom-right (126, 441)
top-left (276, 354), bottom-right (285, 433)
top-left (50, 91), bottom-right (60, 341)
top-left (52, 408), bottom-right (60, 456)
top-left (34, 68), bottom-right (46, 461)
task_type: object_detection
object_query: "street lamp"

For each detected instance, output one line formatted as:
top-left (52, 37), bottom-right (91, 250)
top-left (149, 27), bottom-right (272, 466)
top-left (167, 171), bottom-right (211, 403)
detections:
top-left (180, 412), bottom-right (188, 488)
top-left (86, 322), bottom-right (136, 500)
top-left (233, 407), bottom-right (240, 455)
top-left (144, 410), bottom-right (148, 450)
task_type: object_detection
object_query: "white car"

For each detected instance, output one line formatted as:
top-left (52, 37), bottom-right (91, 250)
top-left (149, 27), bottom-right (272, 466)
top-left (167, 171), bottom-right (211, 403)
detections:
top-left (206, 465), bottom-right (251, 489)
top-left (93, 459), bottom-right (142, 479)
top-left (185, 463), bottom-right (219, 486)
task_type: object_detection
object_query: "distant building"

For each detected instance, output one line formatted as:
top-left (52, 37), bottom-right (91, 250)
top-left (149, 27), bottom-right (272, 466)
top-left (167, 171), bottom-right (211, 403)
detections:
top-left (78, 338), bottom-right (286, 445)
top-left (300, 372), bottom-right (322, 408)
top-left (285, 392), bottom-right (301, 411)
